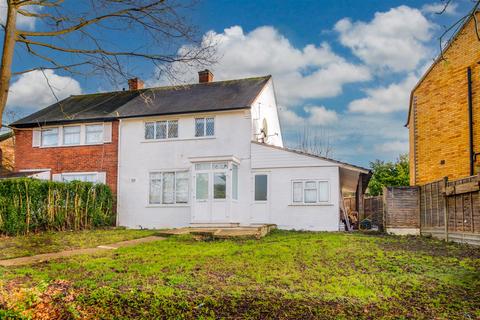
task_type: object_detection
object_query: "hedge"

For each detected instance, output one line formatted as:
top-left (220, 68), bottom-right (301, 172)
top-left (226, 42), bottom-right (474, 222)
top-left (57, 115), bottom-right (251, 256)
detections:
top-left (0, 178), bottom-right (115, 236)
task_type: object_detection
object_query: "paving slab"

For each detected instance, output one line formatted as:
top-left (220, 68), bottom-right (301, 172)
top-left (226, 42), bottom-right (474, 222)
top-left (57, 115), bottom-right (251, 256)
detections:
top-left (0, 236), bottom-right (164, 267)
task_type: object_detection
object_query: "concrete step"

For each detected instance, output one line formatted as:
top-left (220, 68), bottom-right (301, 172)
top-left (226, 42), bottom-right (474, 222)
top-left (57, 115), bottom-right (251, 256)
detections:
top-left (190, 222), bottom-right (240, 228)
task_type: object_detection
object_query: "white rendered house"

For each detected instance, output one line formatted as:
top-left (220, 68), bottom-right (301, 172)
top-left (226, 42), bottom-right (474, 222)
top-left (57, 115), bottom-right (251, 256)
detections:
top-left (116, 71), bottom-right (369, 231)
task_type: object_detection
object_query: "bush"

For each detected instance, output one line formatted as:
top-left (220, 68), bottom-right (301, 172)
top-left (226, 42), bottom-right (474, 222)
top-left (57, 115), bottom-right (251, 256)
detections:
top-left (0, 178), bottom-right (114, 236)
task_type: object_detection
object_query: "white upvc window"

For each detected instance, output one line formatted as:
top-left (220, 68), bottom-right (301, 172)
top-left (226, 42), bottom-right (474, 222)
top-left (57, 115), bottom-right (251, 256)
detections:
top-left (195, 117), bottom-right (214, 137)
top-left (63, 125), bottom-right (81, 145)
top-left (41, 127), bottom-right (59, 146)
top-left (57, 172), bottom-right (106, 184)
top-left (292, 180), bottom-right (330, 204)
top-left (149, 171), bottom-right (189, 205)
top-left (232, 164), bottom-right (238, 200)
top-left (85, 124), bottom-right (104, 144)
top-left (254, 174), bottom-right (268, 201)
top-left (145, 120), bottom-right (178, 140)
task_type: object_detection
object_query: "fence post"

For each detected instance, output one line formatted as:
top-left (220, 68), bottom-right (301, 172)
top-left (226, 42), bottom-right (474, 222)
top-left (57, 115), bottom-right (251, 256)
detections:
top-left (443, 176), bottom-right (449, 242)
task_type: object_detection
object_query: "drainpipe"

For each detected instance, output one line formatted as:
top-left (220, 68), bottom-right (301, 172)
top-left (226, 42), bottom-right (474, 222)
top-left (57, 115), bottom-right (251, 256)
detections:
top-left (467, 67), bottom-right (474, 176)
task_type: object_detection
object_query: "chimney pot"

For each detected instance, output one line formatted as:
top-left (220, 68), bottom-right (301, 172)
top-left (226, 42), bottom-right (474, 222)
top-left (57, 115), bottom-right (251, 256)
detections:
top-left (128, 77), bottom-right (144, 90)
top-left (198, 69), bottom-right (214, 83)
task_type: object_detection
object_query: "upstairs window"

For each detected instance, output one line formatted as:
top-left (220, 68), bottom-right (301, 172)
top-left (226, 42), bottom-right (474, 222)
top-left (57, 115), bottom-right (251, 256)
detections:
top-left (85, 124), bottom-right (103, 144)
top-left (195, 117), bottom-right (214, 137)
top-left (63, 126), bottom-right (81, 145)
top-left (145, 120), bottom-right (178, 140)
top-left (41, 127), bottom-right (59, 146)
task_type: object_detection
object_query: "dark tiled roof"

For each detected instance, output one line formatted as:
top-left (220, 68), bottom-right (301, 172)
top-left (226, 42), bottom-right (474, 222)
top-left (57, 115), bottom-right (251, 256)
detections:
top-left (12, 76), bottom-right (271, 127)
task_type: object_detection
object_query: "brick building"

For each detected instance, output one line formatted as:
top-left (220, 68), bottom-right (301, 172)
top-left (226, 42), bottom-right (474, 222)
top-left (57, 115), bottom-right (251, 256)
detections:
top-left (407, 12), bottom-right (480, 185)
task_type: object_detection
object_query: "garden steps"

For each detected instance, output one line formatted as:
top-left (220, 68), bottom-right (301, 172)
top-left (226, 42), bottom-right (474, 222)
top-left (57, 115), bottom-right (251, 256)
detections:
top-left (157, 224), bottom-right (276, 240)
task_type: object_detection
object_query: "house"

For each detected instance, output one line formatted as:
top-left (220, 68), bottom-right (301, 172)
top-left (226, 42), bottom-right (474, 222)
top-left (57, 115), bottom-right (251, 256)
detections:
top-left (407, 12), bottom-right (480, 186)
top-left (11, 70), bottom-right (370, 231)
top-left (0, 132), bottom-right (14, 173)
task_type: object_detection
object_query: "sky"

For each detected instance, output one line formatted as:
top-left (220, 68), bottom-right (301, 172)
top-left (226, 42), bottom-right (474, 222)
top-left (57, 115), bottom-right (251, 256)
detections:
top-left (2, 0), bottom-right (475, 167)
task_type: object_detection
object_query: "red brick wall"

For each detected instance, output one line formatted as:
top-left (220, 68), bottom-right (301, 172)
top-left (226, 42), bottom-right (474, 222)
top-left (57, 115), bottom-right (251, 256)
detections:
top-left (14, 121), bottom-right (119, 193)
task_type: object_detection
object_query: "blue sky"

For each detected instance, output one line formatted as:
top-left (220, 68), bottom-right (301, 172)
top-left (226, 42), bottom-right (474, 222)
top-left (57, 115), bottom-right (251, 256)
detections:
top-left (3, 0), bottom-right (474, 167)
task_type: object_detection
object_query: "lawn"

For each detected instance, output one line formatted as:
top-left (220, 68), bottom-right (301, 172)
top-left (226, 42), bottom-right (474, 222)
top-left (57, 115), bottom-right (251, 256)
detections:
top-left (0, 228), bottom-right (157, 260)
top-left (0, 230), bottom-right (479, 319)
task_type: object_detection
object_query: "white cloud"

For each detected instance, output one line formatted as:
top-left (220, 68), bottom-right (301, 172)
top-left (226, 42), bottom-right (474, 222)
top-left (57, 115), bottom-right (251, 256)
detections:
top-left (0, 0), bottom-right (38, 30)
top-left (304, 105), bottom-right (338, 125)
top-left (348, 74), bottom-right (418, 114)
top-left (280, 105), bottom-right (338, 126)
top-left (422, 2), bottom-right (458, 16)
top-left (374, 140), bottom-right (409, 153)
top-left (280, 108), bottom-right (304, 126)
top-left (8, 70), bottom-right (82, 109)
top-left (162, 25), bottom-right (371, 106)
top-left (335, 5), bottom-right (434, 72)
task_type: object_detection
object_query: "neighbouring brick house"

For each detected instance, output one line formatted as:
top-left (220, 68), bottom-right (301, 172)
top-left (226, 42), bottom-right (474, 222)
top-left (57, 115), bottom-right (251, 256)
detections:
top-left (0, 132), bottom-right (14, 173)
top-left (407, 12), bottom-right (480, 186)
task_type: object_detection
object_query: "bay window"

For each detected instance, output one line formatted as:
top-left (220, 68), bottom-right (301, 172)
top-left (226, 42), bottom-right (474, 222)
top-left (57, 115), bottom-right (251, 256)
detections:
top-left (149, 171), bottom-right (189, 205)
top-left (292, 180), bottom-right (330, 204)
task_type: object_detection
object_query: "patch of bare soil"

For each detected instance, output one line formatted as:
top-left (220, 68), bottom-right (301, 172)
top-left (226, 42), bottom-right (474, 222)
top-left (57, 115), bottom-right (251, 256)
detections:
top-left (377, 235), bottom-right (480, 259)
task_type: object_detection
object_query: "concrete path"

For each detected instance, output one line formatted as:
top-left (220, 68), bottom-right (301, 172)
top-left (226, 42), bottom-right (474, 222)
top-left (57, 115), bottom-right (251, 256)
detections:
top-left (0, 236), bottom-right (164, 267)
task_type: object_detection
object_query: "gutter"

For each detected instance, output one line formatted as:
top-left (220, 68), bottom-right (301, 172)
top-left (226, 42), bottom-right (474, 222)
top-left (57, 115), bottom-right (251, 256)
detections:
top-left (468, 67), bottom-right (475, 175)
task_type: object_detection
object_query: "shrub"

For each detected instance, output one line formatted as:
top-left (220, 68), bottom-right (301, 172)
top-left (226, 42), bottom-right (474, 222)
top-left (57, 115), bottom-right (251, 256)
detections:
top-left (0, 178), bottom-right (114, 236)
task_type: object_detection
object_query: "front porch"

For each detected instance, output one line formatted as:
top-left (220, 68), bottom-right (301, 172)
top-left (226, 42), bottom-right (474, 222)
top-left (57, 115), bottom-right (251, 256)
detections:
top-left (157, 223), bottom-right (277, 240)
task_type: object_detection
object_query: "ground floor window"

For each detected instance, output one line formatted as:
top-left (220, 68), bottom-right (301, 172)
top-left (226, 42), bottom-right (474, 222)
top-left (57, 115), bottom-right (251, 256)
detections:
top-left (292, 180), bottom-right (329, 204)
top-left (61, 173), bottom-right (99, 183)
top-left (254, 174), bottom-right (268, 201)
top-left (149, 171), bottom-right (189, 205)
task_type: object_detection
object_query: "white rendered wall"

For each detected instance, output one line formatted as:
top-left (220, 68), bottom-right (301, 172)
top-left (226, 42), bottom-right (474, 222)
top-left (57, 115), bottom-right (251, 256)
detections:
top-left (117, 110), bottom-right (252, 229)
top-left (251, 143), bottom-right (341, 231)
top-left (251, 80), bottom-right (283, 147)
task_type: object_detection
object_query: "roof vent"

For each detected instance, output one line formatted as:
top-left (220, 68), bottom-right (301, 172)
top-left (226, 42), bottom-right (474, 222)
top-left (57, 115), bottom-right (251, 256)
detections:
top-left (198, 69), bottom-right (214, 83)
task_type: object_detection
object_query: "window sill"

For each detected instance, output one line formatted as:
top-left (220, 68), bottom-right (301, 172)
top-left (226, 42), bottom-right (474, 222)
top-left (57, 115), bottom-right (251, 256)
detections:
top-left (141, 136), bottom-right (215, 143)
top-left (146, 204), bottom-right (190, 208)
top-left (38, 142), bottom-right (106, 148)
top-left (288, 203), bottom-right (333, 207)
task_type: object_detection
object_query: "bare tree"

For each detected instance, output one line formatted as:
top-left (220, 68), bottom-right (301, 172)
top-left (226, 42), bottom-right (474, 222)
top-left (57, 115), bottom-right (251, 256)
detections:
top-left (0, 0), bottom-right (216, 127)
top-left (295, 123), bottom-right (334, 158)
top-left (437, 0), bottom-right (480, 59)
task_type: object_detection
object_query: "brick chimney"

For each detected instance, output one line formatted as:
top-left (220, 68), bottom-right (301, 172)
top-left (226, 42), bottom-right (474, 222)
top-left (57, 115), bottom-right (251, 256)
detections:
top-left (128, 77), bottom-right (144, 90)
top-left (198, 69), bottom-right (214, 83)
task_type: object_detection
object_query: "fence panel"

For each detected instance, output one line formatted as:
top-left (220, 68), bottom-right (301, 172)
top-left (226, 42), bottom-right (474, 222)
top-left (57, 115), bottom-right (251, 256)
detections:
top-left (384, 186), bottom-right (420, 234)
top-left (420, 175), bottom-right (480, 245)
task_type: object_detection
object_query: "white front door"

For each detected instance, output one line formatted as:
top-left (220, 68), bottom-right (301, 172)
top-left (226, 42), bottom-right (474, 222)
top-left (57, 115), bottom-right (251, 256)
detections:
top-left (192, 162), bottom-right (229, 223)
top-left (251, 173), bottom-right (270, 223)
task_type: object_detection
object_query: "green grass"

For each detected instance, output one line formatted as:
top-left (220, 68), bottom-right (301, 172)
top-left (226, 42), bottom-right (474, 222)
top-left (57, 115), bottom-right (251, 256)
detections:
top-left (0, 228), bottom-right (157, 260)
top-left (1, 231), bottom-right (479, 319)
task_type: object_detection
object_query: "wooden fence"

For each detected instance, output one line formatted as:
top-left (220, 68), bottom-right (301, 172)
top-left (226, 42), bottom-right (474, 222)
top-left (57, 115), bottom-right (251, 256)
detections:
top-left (420, 175), bottom-right (480, 245)
top-left (344, 195), bottom-right (384, 230)
top-left (383, 186), bottom-right (420, 234)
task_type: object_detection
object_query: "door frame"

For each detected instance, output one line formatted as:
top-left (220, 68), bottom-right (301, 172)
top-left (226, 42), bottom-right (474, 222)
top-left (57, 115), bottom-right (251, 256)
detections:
top-left (250, 171), bottom-right (271, 223)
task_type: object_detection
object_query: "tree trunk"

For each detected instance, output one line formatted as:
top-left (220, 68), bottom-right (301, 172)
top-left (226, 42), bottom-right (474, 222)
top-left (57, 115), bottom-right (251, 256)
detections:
top-left (0, 3), bottom-right (17, 128)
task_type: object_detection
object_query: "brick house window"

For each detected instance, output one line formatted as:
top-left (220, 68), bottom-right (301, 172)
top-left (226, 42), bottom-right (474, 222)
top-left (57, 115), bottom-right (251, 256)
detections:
top-left (63, 125), bottom-right (81, 145)
top-left (85, 124), bottom-right (104, 144)
top-left (41, 127), bottom-right (59, 146)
